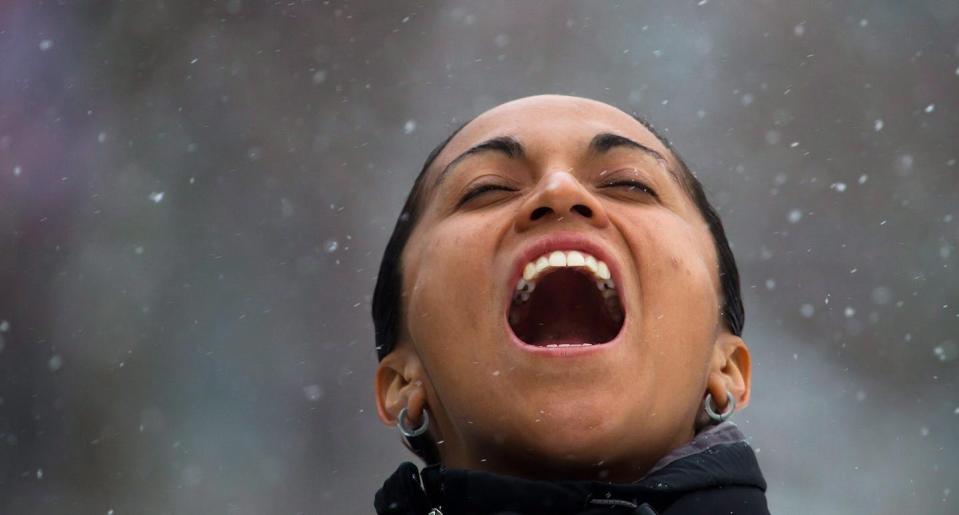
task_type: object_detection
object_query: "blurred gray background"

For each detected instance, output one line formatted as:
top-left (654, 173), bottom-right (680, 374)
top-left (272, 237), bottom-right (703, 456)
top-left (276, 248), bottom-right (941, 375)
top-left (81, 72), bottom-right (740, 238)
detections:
top-left (1, 1), bottom-right (957, 513)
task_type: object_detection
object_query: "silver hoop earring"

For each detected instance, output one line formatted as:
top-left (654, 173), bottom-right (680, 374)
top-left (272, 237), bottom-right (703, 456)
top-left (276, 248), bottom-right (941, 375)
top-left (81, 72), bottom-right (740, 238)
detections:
top-left (704, 391), bottom-right (736, 423)
top-left (397, 406), bottom-right (429, 438)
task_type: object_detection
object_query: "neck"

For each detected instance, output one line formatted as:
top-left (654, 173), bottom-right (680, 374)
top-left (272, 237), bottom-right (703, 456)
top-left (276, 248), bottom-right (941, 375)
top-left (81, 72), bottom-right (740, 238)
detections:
top-left (436, 426), bottom-right (698, 483)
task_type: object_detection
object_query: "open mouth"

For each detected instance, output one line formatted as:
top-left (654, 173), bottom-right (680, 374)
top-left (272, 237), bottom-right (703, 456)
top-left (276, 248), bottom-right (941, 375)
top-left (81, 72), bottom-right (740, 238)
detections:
top-left (507, 250), bottom-right (625, 348)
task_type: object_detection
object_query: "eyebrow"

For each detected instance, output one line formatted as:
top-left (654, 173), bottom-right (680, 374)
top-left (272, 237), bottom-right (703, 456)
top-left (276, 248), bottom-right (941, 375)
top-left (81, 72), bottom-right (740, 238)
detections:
top-left (588, 132), bottom-right (683, 186)
top-left (588, 132), bottom-right (666, 161)
top-left (433, 131), bottom-right (679, 188)
top-left (433, 136), bottom-right (524, 187)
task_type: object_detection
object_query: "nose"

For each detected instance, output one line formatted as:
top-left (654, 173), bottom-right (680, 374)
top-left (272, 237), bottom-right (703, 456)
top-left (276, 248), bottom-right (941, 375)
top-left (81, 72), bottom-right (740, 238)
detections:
top-left (513, 170), bottom-right (609, 233)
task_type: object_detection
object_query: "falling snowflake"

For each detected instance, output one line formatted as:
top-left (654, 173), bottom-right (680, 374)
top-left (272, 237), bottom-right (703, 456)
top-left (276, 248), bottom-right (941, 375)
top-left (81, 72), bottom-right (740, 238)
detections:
top-left (149, 191), bottom-right (165, 204)
top-left (897, 154), bottom-right (914, 172)
top-left (303, 384), bottom-right (324, 402)
top-left (280, 198), bottom-right (294, 218)
top-left (871, 286), bottom-right (892, 305)
top-left (48, 354), bottom-right (64, 371)
top-left (933, 341), bottom-right (957, 362)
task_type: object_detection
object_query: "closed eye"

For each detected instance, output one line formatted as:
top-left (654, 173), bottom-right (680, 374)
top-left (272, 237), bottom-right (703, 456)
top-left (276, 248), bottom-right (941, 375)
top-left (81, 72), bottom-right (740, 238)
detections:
top-left (457, 183), bottom-right (517, 207)
top-left (601, 180), bottom-right (658, 198)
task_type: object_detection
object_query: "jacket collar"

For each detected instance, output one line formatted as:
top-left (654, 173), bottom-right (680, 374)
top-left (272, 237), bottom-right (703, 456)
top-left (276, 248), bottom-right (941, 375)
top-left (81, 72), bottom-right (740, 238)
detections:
top-left (375, 422), bottom-right (766, 515)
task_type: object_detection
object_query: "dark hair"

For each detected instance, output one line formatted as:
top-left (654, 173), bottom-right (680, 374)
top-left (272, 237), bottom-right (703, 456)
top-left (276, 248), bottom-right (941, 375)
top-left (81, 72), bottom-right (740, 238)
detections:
top-left (373, 112), bottom-right (743, 363)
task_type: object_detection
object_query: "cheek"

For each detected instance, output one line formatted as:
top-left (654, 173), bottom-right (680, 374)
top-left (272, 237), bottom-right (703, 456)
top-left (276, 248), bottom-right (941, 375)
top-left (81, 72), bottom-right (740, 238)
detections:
top-left (626, 212), bottom-right (719, 361)
top-left (403, 222), bottom-right (502, 362)
top-left (401, 219), bottom-right (515, 426)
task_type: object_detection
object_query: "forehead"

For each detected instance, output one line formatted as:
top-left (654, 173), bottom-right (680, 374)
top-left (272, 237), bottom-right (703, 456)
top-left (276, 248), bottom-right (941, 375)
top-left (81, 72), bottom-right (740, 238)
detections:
top-left (427, 95), bottom-right (676, 179)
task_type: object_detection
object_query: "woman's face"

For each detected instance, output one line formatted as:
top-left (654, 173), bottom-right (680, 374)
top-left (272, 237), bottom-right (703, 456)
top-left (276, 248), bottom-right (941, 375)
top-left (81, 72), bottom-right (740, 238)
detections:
top-left (381, 95), bottom-right (748, 480)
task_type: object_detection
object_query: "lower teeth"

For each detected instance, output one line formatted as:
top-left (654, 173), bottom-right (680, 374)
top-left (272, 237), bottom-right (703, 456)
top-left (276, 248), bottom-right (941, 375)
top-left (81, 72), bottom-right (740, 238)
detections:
top-left (544, 343), bottom-right (594, 348)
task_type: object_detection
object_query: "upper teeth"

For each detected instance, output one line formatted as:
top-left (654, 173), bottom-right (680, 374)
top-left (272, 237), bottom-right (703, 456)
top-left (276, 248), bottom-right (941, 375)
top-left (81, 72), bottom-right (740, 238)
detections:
top-left (515, 250), bottom-right (615, 298)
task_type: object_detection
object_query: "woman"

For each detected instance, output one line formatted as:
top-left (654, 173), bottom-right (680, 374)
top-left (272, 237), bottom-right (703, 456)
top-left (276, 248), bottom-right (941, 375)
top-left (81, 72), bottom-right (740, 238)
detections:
top-left (370, 95), bottom-right (769, 514)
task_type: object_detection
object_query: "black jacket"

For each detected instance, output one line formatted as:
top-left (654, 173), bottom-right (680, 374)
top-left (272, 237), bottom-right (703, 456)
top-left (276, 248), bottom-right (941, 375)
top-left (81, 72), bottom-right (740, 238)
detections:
top-left (374, 422), bottom-right (769, 515)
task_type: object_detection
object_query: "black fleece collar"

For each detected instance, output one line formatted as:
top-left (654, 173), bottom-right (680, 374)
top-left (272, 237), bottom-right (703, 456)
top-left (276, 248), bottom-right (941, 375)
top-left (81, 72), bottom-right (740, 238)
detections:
top-left (375, 424), bottom-right (767, 515)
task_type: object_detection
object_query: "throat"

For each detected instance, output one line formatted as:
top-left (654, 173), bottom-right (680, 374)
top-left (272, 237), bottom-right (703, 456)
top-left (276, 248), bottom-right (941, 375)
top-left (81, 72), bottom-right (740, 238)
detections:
top-left (507, 268), bottom-right (623, 346)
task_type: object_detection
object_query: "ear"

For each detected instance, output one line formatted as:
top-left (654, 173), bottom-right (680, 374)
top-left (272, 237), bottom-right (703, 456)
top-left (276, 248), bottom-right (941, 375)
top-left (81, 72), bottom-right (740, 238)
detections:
top-left (374, 343), bottom-right (429, 429)
top-left (705, 331), bottom-right (752, 413)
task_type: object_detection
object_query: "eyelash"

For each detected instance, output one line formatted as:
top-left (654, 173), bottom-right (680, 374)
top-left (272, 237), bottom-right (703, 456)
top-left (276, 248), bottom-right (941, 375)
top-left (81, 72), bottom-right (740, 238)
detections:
top-left (601, 180), bottom-right (658, 198)
top-left (457, 179), bottom-right (657, 207)
top-left (458, 183), bottom-right (516, 206)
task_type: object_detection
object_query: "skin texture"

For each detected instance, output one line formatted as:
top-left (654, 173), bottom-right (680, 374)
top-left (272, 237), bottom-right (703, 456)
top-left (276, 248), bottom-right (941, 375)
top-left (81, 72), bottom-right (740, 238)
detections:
top-left (375, 95), bottom-right (752, 482)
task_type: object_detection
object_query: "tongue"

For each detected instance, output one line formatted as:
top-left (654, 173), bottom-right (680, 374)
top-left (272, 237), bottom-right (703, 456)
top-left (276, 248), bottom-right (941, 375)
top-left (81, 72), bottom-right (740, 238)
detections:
top-left (508, 269), bottom-right (621, 346)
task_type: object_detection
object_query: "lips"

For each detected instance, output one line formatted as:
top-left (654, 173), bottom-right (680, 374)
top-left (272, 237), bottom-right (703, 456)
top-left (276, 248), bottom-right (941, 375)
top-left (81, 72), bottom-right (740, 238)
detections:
top-left (504, 234), bottom-right (626, 351)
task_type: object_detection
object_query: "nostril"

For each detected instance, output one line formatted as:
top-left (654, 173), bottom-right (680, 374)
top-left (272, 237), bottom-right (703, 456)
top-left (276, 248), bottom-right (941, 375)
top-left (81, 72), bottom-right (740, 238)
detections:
top-left (530, 207), bottom-right (552, 221)
top-left (571, 204), bottom-right (593, 218)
